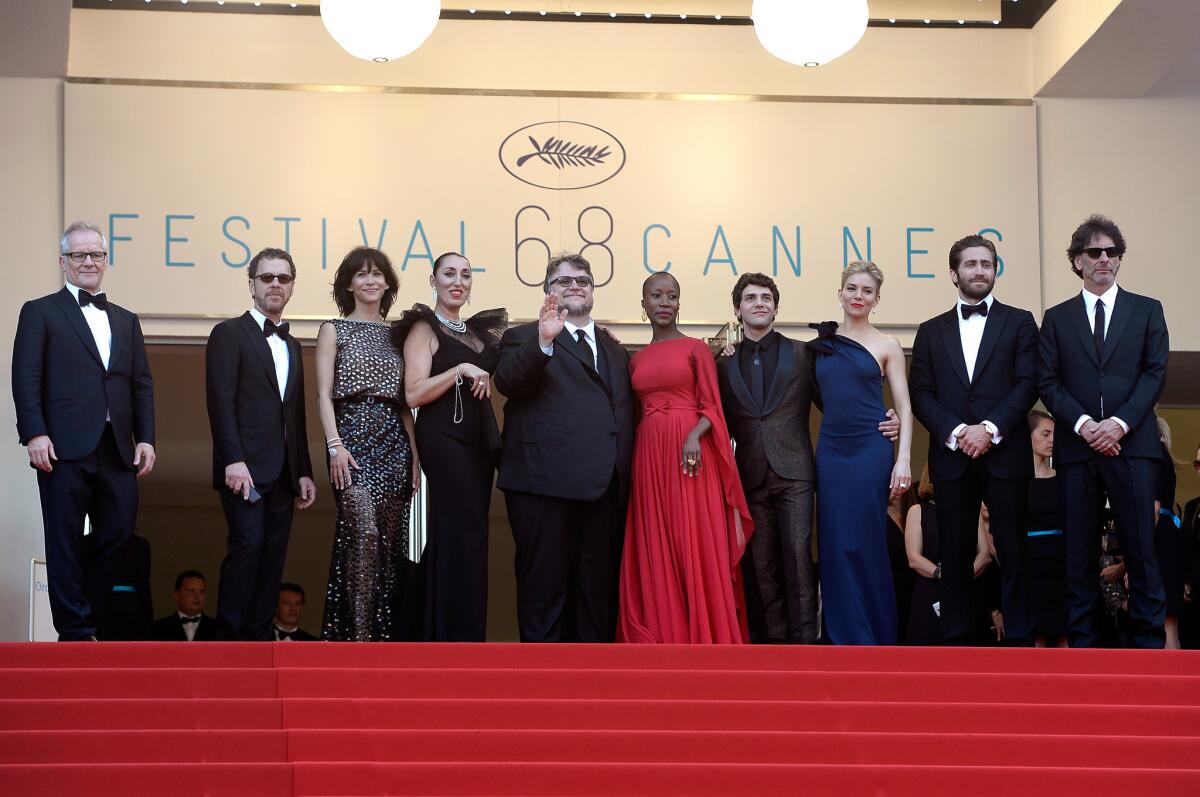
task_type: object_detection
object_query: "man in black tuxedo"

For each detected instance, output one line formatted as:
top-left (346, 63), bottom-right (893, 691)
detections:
top-left (1039, 215), bottom-right (1168, 648)
top-left (909, 234), bottom-right (1039, 645)
top-left (151, 570), bottom-right (217, 641)
top-left (12, 221), bottom-right (156, 641)
top-left (717, 273), bottom-right (898, 644)
top-left (271, 582), bottom-right (317, 641)
top-left (206, 248), bottom-right (315, 641)
top-left (495, 252), bottom-right (634, 642)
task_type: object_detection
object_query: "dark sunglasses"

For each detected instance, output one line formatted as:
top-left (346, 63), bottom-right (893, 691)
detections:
top-left (254, 273), bottom-right (294, 285)
top-left (1082, 247), bottom-right (1121, 259)
top-left (549, 275), bottom-right (593, 288)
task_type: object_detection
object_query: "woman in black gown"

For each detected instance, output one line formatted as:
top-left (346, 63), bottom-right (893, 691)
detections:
top-left (1154, 417), bottom-right (1185, 650)
top-left (393, 252), bottom-right (506, 642)
top-left (1025, 410), bottom-right (1067, 647)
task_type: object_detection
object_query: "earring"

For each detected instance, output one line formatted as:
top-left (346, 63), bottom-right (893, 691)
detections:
top-left (640, 308), bottom-right (648, 321)
top-left (466, 294), bottom-right (472, 307)
top-left (430, 288), bottom-right (437, 304)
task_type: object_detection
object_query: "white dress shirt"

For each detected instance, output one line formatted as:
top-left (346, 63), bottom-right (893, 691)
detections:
top-left (1074, 284), bottom-right (1128, 436)
top-left (540, 318), bottom-right (599, 369)
top-left (946, 294), bottom-right (1001, 451)
top-left (65, 282), bottom-right (111, 370)
top-left (249, 307), bottom-right (289, 400)
top-left (177, 611), bottom-right (201, 642)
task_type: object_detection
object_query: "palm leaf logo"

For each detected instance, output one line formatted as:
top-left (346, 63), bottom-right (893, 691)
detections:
top-left (516, 136), bottom-right (612, 169)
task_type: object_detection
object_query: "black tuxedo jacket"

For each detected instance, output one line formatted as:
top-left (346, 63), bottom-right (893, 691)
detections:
top-left (205, 312), bottom-right (313, 491)
top-left (494, 322), bottom-right (634, 503)
top-left (12, 286), bottom-right (154, 464)
top-left (1038, 289), bottom-right (1168, 465)
top-left (151, 613), bottom-right (218, 641)
top-left (717, 336), bottom-right (816, 490)
top-left (909, 300), bottom-right (1039, 482)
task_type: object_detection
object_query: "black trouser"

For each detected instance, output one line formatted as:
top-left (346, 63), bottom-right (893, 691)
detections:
top-left (505, 477), bottom-right (624, 643)
top-left (742, 471), bottom-right (817, 643)
top-left (37, 424), bottom-right (137, 641)
top-left (216, 475), bottom-right (295, 641)
top-left (934, 462), bottom-right (1032, 644)
top-left (1060, 456), bottom-right (1164, 649)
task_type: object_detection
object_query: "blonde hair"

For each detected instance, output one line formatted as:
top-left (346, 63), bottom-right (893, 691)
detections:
top-left (841, 260), bottom-right (884, 291)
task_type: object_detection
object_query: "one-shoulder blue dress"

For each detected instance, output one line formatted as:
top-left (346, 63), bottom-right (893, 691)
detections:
top-left (814, 335), bottom-right (898, 645)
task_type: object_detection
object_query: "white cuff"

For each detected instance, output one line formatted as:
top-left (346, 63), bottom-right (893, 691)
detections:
top-left (540, 343), bottom-right (554, 356)
top-left (946, 423), bottom-right (967, 451)
top-left (982, 420), bottom-right (1002, 444)
top-left (1111, 416), bottom-right (1129, 434)
top-left (1074, 414), bottom-right (1093, 435)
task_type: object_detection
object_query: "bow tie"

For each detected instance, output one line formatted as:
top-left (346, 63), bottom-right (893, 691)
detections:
top-left (78, 291), bottom-right (109, 310)
top-left (961, 302), bottom-right (988, 320)
top-left (180, 615), bottom-right (200, 625)
top-left (263, 319), bottom-right (290, 338)
top-left (274, 625), bottom-right (295, 640)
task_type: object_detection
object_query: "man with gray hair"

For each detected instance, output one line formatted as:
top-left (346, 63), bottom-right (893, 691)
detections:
top-left (12, 221), bottom-right (156, 641)
top-left (495, 252), bottom-right (634, 642)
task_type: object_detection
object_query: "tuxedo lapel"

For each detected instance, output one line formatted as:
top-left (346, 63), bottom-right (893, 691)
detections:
top-left (723, 343), bottom-right (759, 415)
top-left (939, 310), bottom-right (971, 388)
top-left (970, 302), bottom-right (1007, 382)
top-left (281, 336), bottom-right (301, 403)
top-left (239, 312), bottom-right (283, 398)
top-left (51, 287), bottom-right (104, 368)
top-left (1099, 290), bottom-right (1134, 367)
top-left (760, 338), bottom-right (795, 416)
top-left (106, 305), bottom-right (128, 374)
top-left (1067, 294), bottom-right (1100, 366)
top-left (555, 328), bottom-right (606, 390)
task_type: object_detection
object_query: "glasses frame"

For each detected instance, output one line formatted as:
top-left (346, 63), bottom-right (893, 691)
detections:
top-left (253, 273), bottom-right (295, 285)
top-left (548, 275), bottom-right (594, 289)
top-left (1081, 247), bottom-right (1122, 259)
top-left (63, 251), bottom-right (108, 264)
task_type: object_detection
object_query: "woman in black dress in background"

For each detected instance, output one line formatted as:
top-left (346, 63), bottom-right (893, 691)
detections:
top-left (317, 248), bottom-right (417, 642)
top-left (1026, 410), bottom-right (1067, 648)
top-left (394, 252), bottom-right (506, 642)
top-left (1154, 417), bottom-right (1185, 650)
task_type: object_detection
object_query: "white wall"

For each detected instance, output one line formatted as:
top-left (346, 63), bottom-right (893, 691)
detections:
top-left (0, 78), bottom-right (63, 640)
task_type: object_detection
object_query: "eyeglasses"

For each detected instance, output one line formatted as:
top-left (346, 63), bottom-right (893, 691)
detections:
top-left (254, 273), bottom-right (294, 285)
top-left (63, 251), bottom-right (108, 264)
top-left (549, 275), bottom-right (594, 288)
top-left (1082, 247), bottom-right (1121, 259)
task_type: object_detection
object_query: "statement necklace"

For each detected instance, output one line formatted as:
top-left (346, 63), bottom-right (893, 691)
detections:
top-left (436, 311), bottom-right (467, 334)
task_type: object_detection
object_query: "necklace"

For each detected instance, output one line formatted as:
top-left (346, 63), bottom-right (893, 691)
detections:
top-left (435, 311), bottom-right (466, 334)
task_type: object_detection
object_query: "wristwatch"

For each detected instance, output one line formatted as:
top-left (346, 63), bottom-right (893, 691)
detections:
top-left (327, 444), bottom-right (340, 457)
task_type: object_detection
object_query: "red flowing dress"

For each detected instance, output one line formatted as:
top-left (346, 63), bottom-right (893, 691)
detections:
top-left (617, 337), bottom-right (754, 644)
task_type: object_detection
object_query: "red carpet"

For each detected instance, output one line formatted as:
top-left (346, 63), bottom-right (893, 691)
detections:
top-left (1, 642), bottom-right (1198, 795)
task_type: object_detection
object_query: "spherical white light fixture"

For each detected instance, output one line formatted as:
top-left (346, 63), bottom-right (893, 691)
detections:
top-left (752, 0), bottom-right (869, 68)
top-left (320, 0), bottom-right (441, 63)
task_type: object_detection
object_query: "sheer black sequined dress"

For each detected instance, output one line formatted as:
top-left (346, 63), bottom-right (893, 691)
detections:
top-left (321, 319), bottom-right (413, 642)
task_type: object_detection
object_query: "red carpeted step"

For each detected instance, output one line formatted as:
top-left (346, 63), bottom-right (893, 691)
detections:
top-left (0, 668), bottom-right (277, 699)
top-left (285, 728), bottom-right (1200, 768)
top-left (271, 642), bottom-right (1200, 675)
top-left (0, 642), bottom-right (271, 669)
top-left (0, 698), bottom-right (283, 730)
top-left (280, 697), bottom-right (1200, 736)
top-left (0, 762), bottom-right (292, 797)
top-left (275, 667), bottom-right (1200, 706)
top-left (0, 729), bottom-right (289, 764)
top-left (291, 761), bottom-right (1200, 796)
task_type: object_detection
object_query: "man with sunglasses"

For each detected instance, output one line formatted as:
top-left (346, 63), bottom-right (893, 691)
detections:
top-left (205, 247), bottom-right (315, 640)
top-left (1039, 215), bottom-right (1169, 648)
top-left (12, 221), bottom-right (156, 641)
top-left (495, 252), bottom-right (634, 642)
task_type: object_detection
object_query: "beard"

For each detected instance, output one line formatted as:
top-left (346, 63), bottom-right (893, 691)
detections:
top-left (956, 277), bottom-right (993, 301)
top-left (561, 295), bottom-right (594, 317)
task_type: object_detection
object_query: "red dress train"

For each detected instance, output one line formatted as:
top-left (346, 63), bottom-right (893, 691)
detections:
top-left (617, 337), bottom-right (754, 644)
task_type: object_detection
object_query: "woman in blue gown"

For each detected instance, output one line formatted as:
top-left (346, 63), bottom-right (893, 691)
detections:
top-left (811, 260), bottom-right (914, 645)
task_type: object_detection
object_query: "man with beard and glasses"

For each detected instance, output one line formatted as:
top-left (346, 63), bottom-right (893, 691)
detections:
top-left (206, 248), bottom-right (316, 640)
top-left (909, 234), bottom-right (1039, 645)
top-left (1040, 215), bottom-right (1168, 648)
top-left (494, 252), bottom-right (634, 642)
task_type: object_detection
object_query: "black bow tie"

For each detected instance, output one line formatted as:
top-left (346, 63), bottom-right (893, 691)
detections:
top-left (263, 319), bottom-right (290, 338)
top-left (180, 615), bottom-right (200, 625)
top-left (78, 291), bottom-right (108, 310)
top-left (961, 302), bottom-right (988, 320)
top-left (274, 625), bottom-right (295, 640)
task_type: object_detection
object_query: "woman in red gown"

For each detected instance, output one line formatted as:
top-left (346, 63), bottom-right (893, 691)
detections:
top-left (617, 272), bottom-right (754, 643)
